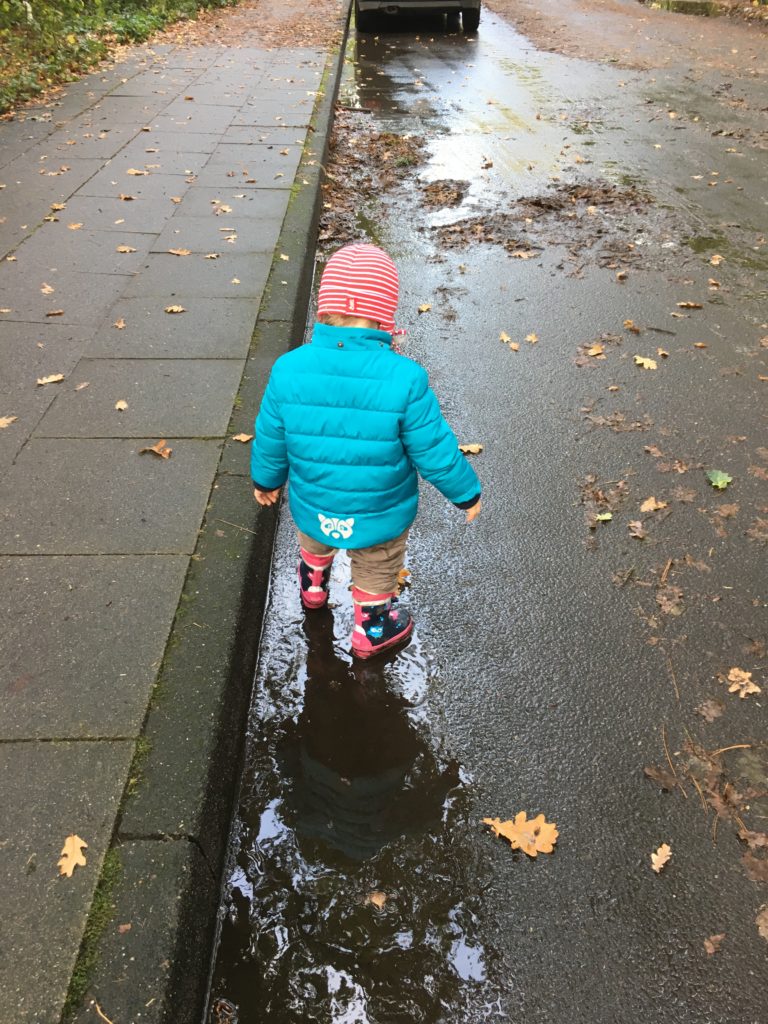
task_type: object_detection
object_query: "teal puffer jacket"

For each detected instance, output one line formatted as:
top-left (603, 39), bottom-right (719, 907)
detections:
top-left (251, 322), bottom-right (481, 549)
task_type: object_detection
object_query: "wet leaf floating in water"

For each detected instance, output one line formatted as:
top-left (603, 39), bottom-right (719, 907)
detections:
top-left (483, 812), bottom-right (559, 858)
top-left (706, 469), bottom-right (732, 490)
top-left (58, 834), bottom-right (87, 877)
top-left (651, 843), bottom-right (672, 874)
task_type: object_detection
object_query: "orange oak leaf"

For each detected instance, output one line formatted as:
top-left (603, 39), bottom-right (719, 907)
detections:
top-left (58, 834), bottom-right (88, 877)
top-left (139, 439), bottom-right (172, 460)
top-left (483, 812), bottom-right (559, 858)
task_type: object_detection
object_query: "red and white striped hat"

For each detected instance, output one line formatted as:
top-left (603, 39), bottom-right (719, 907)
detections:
top-left (317, 243), bottom-right (399, 333)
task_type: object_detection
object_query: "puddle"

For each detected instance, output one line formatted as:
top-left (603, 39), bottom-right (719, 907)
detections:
top-left (642, 0), bottom-right (723, 14)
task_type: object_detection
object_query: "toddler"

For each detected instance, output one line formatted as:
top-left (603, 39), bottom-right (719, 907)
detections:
top-left (251, 243), bottom-right (482, 659)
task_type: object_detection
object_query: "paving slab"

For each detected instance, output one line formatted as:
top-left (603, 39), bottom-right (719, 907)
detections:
top-left (137, 129), bottom-right (221, 154)
top-left (98, 145), bottom-right (211, 177)
top-left (221, 124), bottom-right (307, 146)
top-left (0, 264), bottom-right (133, 325)
top-left (0, 555), bottom-right (189, 739)
top-left (156, 50), bottom-right (225, 71)
top-left (109, 69), bottom-right (202, 98)
top-left (14, 226), bottom-right (155, 276)
top-left (70, 839), bottom-right (216, 1024)
top-left (151, 213), bottom-right (284, 253)
top-left (85, 296), bottom-right (258, 358)
top-left (0, 739), bottom-right (134, 1024)
top-left (193, 149), bottom-right (299, 189)
top-left (0, 438), bottom-right (223, 554)
top-left (0, 321), bottom-right (95, 466)
top-left (36, 357), bottom-right (244, 437)
top-left (77, 171), bottom-right (193, 202)
top-left (0, 120), bottom-right (73, 170)
top-left (122, 252), bottom-right (270, 298)
top-left (44, 194), bottom-right (178, 235)
top-left (230, 106), bottom-right (315, 129)
top-left (173, 185), bottom-right (290, 219)
top-left (174, 86), bottom-right (249, 107)
top-left (39, 125), bottom-right (142, 162)
top-left (150, 103), bottom-right (238, 135)
top-left (83, 95), bottom-right (171, 125)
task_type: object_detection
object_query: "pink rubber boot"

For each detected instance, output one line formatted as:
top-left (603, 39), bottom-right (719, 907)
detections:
top-left (298, 549), bottom-right (334, 609)
top-left (351, 587), bottom-right (413, 659)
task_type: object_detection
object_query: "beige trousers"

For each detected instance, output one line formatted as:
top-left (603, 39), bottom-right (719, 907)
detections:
top-left (297, 528), bottom-right (409, 597)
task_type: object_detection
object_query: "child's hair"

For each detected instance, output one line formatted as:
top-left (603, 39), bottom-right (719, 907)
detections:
top-left (319, 312), bottom-right (380, 329)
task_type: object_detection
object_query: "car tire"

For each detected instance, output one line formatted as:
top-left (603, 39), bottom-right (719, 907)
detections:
top-left (462, 6), bottom-right (480, 31)
top-left (355, 0), bottom-right (376, 32)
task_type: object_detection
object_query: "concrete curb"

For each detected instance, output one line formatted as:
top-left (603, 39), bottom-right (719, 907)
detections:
top-left (69, 8), bottom-right (352, 1022)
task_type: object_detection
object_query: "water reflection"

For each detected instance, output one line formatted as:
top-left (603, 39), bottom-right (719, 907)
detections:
top-left (209, 609), bottom-right (501, 1023)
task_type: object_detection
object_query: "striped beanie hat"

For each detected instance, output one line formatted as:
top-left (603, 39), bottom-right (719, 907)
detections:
top-left (317, 243), bottom-right (399, 333)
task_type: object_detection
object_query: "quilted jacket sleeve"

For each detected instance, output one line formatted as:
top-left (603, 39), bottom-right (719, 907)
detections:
top-left (251, 371), bottom-right (288, 491)
top-left (400, 368), bottom-right (481, 506)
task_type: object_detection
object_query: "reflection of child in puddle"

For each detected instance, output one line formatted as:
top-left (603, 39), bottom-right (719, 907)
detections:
top-left (280, 611), bottom-right (460, 861)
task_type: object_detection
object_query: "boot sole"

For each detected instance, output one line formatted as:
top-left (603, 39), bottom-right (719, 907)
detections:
top-left (351, 619), bottom-right (414, 659)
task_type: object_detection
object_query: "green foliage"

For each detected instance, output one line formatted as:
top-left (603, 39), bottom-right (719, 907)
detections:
top-left (0, 0), bottom-right (235, 113)
top-left (706, 469), bottom-right (733, 491)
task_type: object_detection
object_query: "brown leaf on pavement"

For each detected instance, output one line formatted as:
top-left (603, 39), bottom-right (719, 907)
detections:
top-left (367, 891), bottom-right (387, 909)
top-left (116, 245), bottom-right (137, 253)
top-left (164, 305), bottom-right (186, 314)
top-left (746, 518), bottom-right (768, 543)
top-left (656, 585), bottom-right (684, 616)
top-left (696, 699), bottom-right (725, 722)
top-left (113, 318), bottom-right (126, 329)
top-left (232, 433), bottom-right (253, 443)
top-left (139, 439), bottom-right (172, 459)
top-left (640, 496), bottom-right (667, 513)
top-left (704, 934), bottom-right (725, 955)
top-left (723, 667), bottom-right (761, 699)
top-left (126, 168), bottom-right (148, 176)
top-left (628, 520), bottom-right (646, 540)
top-left (115, 400), bottom-right (128, 412)
top-left (58, 834), bottom-right (88, 877)
top-left (46, 310), bottom-right (64, 317)
top-left (36, 374), bottom-right (65, 386)
top-left (0, 415), bottom-right (18, 428)
top-left (643, 764), bottom-right (682, 792)
top-left (742, 854), bottom-right (768, 882)
top-left (756, 906), bottom-right (768, 942)
top-left (40, 282), bottom-right (55, 295)
top-left (168, 248), bottom-right (192, 256)
top-left (483, 812), bottom-right (559, 858)
top-left (651, 843), bottom-right (672, 874)
top-left (677, 301), bottom-right (703, 309)
top-left (739, 828), bottom-right (768, 852)
top-left (459, 443), bottom-right (483, 454)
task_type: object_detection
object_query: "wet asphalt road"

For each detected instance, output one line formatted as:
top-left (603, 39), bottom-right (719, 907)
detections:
top-left (209, 11), bottom-right (768, 1023)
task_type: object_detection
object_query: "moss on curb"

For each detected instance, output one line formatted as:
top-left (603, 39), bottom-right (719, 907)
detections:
top-left (62, 848), bottom-right (122, 1021)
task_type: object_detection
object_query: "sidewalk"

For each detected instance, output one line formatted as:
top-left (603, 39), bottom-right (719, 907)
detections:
top-left (0, 4), bottom-right (349, 1020)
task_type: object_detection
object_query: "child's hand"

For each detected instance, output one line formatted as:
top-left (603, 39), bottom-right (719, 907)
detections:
top-left (466, 500), bottom-right (482, 523)
top-left (254, 487), bottom-right (281, 507)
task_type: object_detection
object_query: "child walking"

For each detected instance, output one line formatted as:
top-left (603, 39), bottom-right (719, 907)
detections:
top-left (251, 243), bottom-right (482, 659)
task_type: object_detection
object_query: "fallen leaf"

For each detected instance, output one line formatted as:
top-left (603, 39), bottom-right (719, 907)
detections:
top-left (168, 248), bottom-right (192, 257)
top-left (232, 433), bottom-right (253, 443)
top-left (704, 934), bottom-right (725, 955)
top-left (677, 301), bottom-right (703, 309)
top-left (525, 333), bottom-right (539, 344)
top-left (367, 891), bottom-right (387, 909)
top-left (749, 465), bottom-right (768, 481)
top-left (58, 834), bottom-right (88, 877)
top-left (118, 923), bottom-right (132, 934)
top-left (231, 278), bottom-right (240, 285)
top-left (418, 303), bottom-right (432, 314)
top-left (126, 168), bottom-right (148, 176)
top-left (483, 812), bottom-right (559, 858)
top-left (644, 765), bottom-right (681, 792)
top-left (113, 318), bottom-right (126, 329)
top-left (724, 667), bottom-right (761, 699)
top-left (499, 331), bottom-right (511, 344)
top-left (693, 342), bottom-right (708, 349)
top-left (651, 843), bottom-right (672, 874)
top-left (204, 253), bottom-right (220, 259)
top-left (508, 341), bottom-right (520, 352)
top-left (756, 906), bottom-right (768, 942)
top-left (46, 310), bottom-right (64, 317)
top-left (624, 319), bottom-right (641, 334)
top-left (50, 203), bottom-right (66, 211)
top-left (586, 343), bottom-right (605, 357)
top-left (706, 469), bottom-right (732, 490)
top-left (657, 348), bottom-right (669, 358)
top-left (715, 503), bottom-right (739, 519)
top-left (628, 520), bottom-right (646, 540)
top-left (459, 443), bottom-right (483, 454)
top-left (279, 253), bottom-right (290, 262)
top-left (40, 282), bottom-right (55, 295)
top-left (743, 853), bottom-right (768, 882)
top-left (116, 245), bottom-right (137, 253)
top-left (656, 585), bottom-right (684, 616)
top-left (139, 439), bottom-right (172, 459)
top-left (74, 382), bottom-right (89, 391)
top-left (118, 194), bottom-right (136, 201)
top-left (164, 305), bottom-right (186, 314)
top-left (616, 270), bottom-right (628, 282)
top-left (170, 196), bottom-right (182, 204)
top-left (0, 415), bottom-right (18, 428)
top-left (115, 400), bottom-right (128, 412)
top-left (640, 497), bottom-right (667, 513)
top-left (709, 254), bottom-right (724, 267)
top-left (36, 373), bottom-right (65, 386)
top-left (697, 699), bottom-right (725, 722)
top-left (594, 512), bottom-right (612, 523)
top-left (68, 223), bottom-right (83, 230)
top-left (634, 355), bottom-right (658, 370)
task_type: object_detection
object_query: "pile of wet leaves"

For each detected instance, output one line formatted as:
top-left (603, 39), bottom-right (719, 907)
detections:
top-left (319, 108), bottom-right (426, 251)
top-left (430, 179), bottom-right (686, 270)
top-left (420, 179), bottom-right (470, 208)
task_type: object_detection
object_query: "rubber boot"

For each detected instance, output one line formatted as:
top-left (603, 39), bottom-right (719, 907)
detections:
top-left (351, 587), bottom-right (413, 659)
top-left (298, 549), bottom-right (334, 609)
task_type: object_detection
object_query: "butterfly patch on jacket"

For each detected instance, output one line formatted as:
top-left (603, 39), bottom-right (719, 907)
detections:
top-left (318, 514), bottom-right (355, 540)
